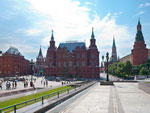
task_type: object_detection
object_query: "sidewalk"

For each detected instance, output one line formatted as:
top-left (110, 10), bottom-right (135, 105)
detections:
top-left (48, 82), bottom-right (150, 113)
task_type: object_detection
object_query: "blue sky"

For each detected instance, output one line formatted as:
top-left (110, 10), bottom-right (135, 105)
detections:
top-left (0, 0), bottom-right (150, 61)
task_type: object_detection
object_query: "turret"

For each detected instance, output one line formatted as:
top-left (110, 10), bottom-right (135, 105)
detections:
top-left (50, 30), bottom-right (55, 49)
top-left (36, 46), bottom-right (44, 66)
top-left (38, 46), bottom-right (43, 58)
top-left (135, 18), bottom-right (144, 41)
top-left (111, 36), bottom-right (117, 62)
top-left (89, 27), bottom-right (97, 48)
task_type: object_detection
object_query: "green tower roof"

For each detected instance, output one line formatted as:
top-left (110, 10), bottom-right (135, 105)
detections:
top-left (38, 46), bottom-right (43, 57)
top-left (138, 18), bottom-right (141, 26)
top-left (136, 19), bottom-right (144, 42)
top-left (112, 37), bottom-right (116, 48)
top-left (51, 30), bottom-right (54, 41)
top-left (91, 27), bottom-right (95, 39)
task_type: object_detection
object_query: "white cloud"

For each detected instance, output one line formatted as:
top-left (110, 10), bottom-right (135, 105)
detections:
top-left (139, 3), bottom-right (144, 8)
top-left (24, 0), bottom-right (134, 58)
top-left (25, 29), bottom-right (42, 36)
top-left (113, 11), bottom-right (123, 16)
top-left (136, 11), bottom-right (145, 16)
top-left (139, 2), bottom-right (150, 8)
top-left (85, 2), bottom-right (92, 5)
top-left (145, 3), bottom-right (150, 7)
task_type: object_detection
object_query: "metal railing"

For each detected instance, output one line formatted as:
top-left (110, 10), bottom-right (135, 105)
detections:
top-left (0, 81), bottom-right (93, 113)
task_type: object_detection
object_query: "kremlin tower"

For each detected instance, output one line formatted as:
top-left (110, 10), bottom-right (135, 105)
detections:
top-left (132, 19), bottom-right (148, 65)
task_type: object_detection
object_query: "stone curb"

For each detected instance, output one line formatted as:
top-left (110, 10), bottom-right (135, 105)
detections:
top-left (0, 88), bottom-right (34, 98)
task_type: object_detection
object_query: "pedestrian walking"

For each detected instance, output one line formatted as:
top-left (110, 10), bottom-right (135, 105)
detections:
top-left (6, 81), bottom-right (9, 90)
top-left (46, 80), bottom-right (48, 87)
top-left (24, 81), bottom-right (26, 88)
top-left (15, 81), bottom-right (17, 88)
top-left (44, 81), bottom-right (45, 87)
top-left (32, 83), bottom-right (35, 90)
top-left (30, 81), bottom-right (33, 87)
top-left (12, 82), bottom-right (14, 89)
top-left (34, 78), bottom-right (36, 83)
top-left (8, 82), bottom-right (11, 90)
top-left (26, 81), bottom-right (28, 87)
top-left (0, 80), bottom-right (2, 89)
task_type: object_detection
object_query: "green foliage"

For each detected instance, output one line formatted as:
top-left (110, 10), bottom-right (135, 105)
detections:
top-left (138, 60), bottom-right (150, 75)
top-left (139, 67), bottom-right (148, 75)
top-left (108, 59), bottom-right (150, 78)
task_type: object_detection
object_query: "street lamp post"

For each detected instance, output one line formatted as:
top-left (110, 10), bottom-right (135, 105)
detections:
top-left (106, 52), bottom-right (109, 81)
top-left (102, 55), bottom-right (104, 73)
top-left (100, 52), bottom-right (113, 85)
top-left (30, 59), bottom-right (34, 82)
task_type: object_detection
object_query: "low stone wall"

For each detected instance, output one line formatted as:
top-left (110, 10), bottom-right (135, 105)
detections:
top-left (0, 88), bottom-right (34, 97)
top-left (100, 81), bottom-right (114, 85)
top-left (135, 75), bottom-right (150, 80)
top-left (138, 82), bottom-right (150, 94)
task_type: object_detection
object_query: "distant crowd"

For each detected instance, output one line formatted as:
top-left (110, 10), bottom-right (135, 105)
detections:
top-left (0, 78), bottom-right (36, 90)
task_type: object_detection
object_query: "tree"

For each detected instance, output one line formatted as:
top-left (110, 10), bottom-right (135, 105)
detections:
top-left (132, 66), bottom-right (140, 75)
top-left (139, 67), bottom-right (148, 75)
top-left (124, 61), bottom-right (132, 78)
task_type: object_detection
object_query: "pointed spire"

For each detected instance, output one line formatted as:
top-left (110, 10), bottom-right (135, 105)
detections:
top-left (138, 17), bottom-right (141, 26)
top-left (38, 46), bottom-right (43, 57)
top-left (51, 30), bottom-right (54, 41)
top-left (91, 27), bottom-right (95, 39)
top-left (113, 35), bottom-right (116, 48)
top-left (136, 18), bottom-right (144, 41)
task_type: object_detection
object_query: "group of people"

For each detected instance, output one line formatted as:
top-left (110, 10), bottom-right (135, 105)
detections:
top-left (41, 80), bottom-right (48, 87)
top-left (0, 77), bottom-right (52, 91)
top-left (0, 78), bottom-right (34, 90)
top-left (24, 79), bottom-right (35, 89)
top-left (6, 81), bottom-right (17, 90)
top-left (61, 81), bottom-right (70, 85)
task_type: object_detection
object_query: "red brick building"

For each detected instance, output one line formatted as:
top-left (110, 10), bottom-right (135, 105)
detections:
top-left (36, 28), bottom-right (100, 79)
top-left (0, 47), bottom-right (30, 77)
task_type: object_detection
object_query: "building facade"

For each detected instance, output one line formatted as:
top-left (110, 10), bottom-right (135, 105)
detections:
top-left (0, 47), bottom-right (30, 77)
top-left (36, 28), bottom-right (100, 79)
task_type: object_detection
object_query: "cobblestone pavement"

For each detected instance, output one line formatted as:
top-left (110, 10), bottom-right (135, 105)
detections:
top-left (47, 82), bottom-right (150, 113)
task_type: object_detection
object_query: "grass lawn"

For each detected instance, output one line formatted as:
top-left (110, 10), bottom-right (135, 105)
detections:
top-left (146, 82), bottom-right (150, 84)
top-left (0, 85), bottom-right (72, 110)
